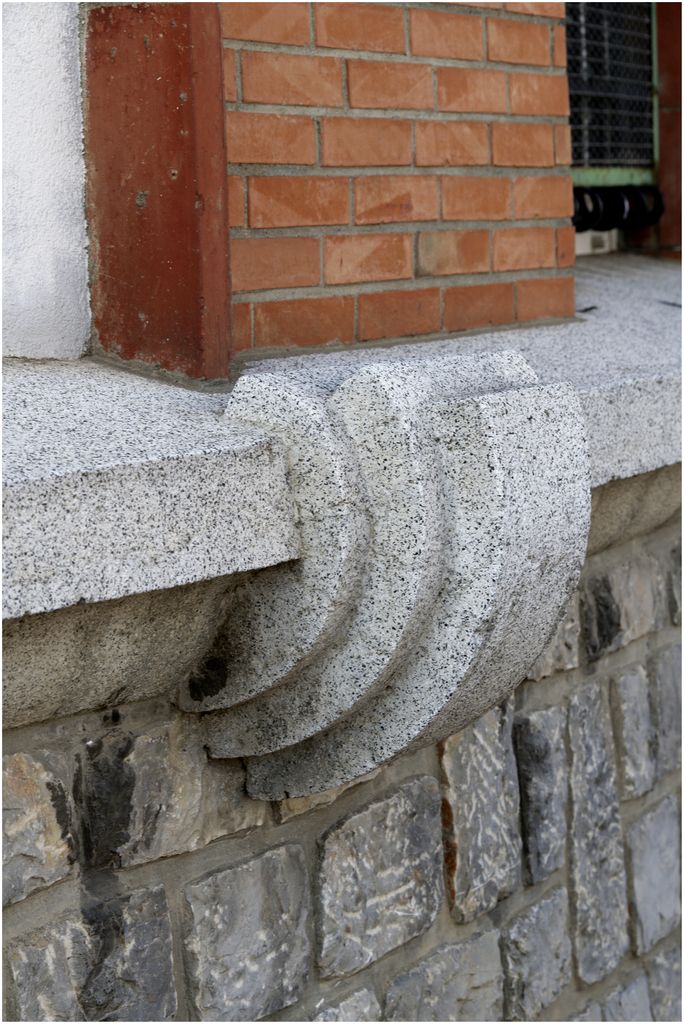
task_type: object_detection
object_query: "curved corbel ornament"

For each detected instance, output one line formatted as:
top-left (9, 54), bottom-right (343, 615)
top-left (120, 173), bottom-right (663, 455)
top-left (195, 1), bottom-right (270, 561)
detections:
top-left (181, 349), bottom-right (591, 798)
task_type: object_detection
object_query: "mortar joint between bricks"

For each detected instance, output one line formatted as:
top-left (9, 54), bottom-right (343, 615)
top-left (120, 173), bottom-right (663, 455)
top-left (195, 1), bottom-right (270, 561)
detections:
top-left (226, 164), bottom-right (573, 180)
top-left (235, 49), bottom-right (242, 104)
top-left (341, 58), bottom-right (350, 112)
top-left (314, 115), bottom-right (322, 168)
top-left (220, 39), bottom-right (569, 75)
top-left (232, 266), bottom-right (575, 304)
top-left (403, 1), bottom-right (565, 22)
top-left (225, 103), bottom-right (569, 124)
top-left (307, 0), bottom-right (315, 48)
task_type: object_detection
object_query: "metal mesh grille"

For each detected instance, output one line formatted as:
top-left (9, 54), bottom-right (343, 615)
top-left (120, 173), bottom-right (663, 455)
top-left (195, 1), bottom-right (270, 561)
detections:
top-left (567, 3), bottom-right (654, 167)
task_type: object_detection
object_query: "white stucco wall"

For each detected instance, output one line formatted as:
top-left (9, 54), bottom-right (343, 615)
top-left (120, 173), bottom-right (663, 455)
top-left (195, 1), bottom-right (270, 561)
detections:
top-left (2, 3), bottom-right (90, 359)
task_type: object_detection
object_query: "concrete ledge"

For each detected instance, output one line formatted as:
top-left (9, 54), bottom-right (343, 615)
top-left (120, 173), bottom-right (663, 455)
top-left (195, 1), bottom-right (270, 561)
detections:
top-left (5, 256), bottom-right (679, 622)
top-left (3, 255), bottom-right (681, 762)
top-left (241, 255), bottom-right (681, 489)
top-left (3, 361), bottom-right (299, 619)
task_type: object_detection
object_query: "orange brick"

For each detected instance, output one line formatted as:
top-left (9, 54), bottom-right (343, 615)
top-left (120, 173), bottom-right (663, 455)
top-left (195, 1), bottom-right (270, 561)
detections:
top-left (505, 3), bottom-right (565, 16)
top-left (228, 175), bottom-right (245, 227)
top-left (231, 302), bottom-right (252, 351)
top-left (315, 3), bottom-right (405, 53)
top-left (492, 122), bottom-right (554, 166)
top-left (359, 287), bottom-right (441, 341)
top-left (493, 226), bottom-right (556, 270)
top-left (517, 276), bottom-right (574, 320)
top-left (444, 282), bottom-right (515, 331)
top-left (442, 176), bottom-right (512, 220)
top-left (249, 176), bottom-right (348, 228)
top-left (355, 175), bottom-right (439, 224)
top-left (557, 225), bottom-right (576, 267)
top-left (254, 296), bottom-right (355, 347)
top-left (488, 18), bottom-right (550, 65)
top-left (324, 233), bottom-right (413, 285)
top-left (241, 52), bottom-right (344, 107)
top-left (554, 124), bottom-right (572, 165)
top-left (417, 229), bottom-right (489, 276)
top-left (437, 67), bottom-right (507, 113)
top-left (348, 60), bottom-right (433, 110)
top-left (227, 112), bottom-right (316, 165)
top-left (416, 122), bottom-right (490, 167)
top-left (322, 118), bottom-right (412, 166)
top-left (223, 48), bottom-right (237, 102)
top-left (410, 9), bottom-right (483, 60)
top-left (513, 175), bottom-right (573, 218)
top-left (219, 3), bottom-right (310, 45)
top-left (554, 25), bottom-right (567, 67)
top-left (510, 72), bottom-right (569, 115)
top-left (230, 237), bottom-right (320, 292)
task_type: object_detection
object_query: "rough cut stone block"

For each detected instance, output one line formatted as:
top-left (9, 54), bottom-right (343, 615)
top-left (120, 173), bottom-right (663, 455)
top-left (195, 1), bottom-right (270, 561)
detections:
top-left (527, 592), bottom-right (580, 680)
top-left (501, 888), bottom-right (572, 1021)
top-left (650, 644), bottom-right (682, 778)
top-left (441, 704), bottom-right (522, 922)
top-left (610, 666), bottom-right (655, 799)
top-left (602, 974), bottom-right (653, 1022)
top-left (568, 682), bottom-right (629, 984)
top-left (384, 930), bottom-right (503, 1022)
top-left (7, 915), bottom-right (89, 1021)
top-left (77, 718), bottom-right (268, 869)
top-left (118, 719), bottom-right (269, 865)
top-left (313, 989), bottom-right (381, 1021)
top-left (580, 555), bottom-right (665, 662)
top-left (317, 778), bottom-right (443, 977)
top-left (646, 945), bottom-right (682, 1022)
top-left (184, 845), bottom-right (311, 1021)
top-left (627, 796), bottom-right (681, 954)
top-left (514, 707), bottom-right (567, 882)
top-left (571, 1001), bottom-right (603, 1021)
top-left (2, 750), bottom-right (75, 905)
top-left (7, 885), bottom-right (176, 1021)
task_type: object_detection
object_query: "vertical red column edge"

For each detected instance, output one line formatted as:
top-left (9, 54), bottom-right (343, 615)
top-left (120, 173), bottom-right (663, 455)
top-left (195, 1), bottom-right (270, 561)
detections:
top-left (655, 1), bottom-right (682, 254)
top-left (85, 3), bottom-right (232, 382)
top-left (189, 4), bottom-right (233, 377)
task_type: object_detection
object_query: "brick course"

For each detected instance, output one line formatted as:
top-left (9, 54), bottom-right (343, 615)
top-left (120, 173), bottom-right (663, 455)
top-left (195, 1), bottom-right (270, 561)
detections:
top-left (222, 2), bottom-right (574, 354)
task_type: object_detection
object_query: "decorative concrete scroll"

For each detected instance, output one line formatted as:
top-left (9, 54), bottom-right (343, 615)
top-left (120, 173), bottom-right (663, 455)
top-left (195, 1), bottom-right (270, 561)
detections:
top-left (181, 350), bottom-right (591, 798)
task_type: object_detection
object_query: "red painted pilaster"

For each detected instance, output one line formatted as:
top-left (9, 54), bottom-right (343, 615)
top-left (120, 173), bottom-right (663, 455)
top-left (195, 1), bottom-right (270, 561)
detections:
top-left (85, 3), bottom-right (231, 380)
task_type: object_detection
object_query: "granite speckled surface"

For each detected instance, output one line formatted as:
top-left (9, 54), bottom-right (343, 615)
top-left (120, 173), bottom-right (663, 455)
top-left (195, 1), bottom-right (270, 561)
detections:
top-left (209, 351), bottom-right (591, 796)
top-left (5, 255), bottom-right (679, 624)
top-left (3, 360), bottom-right (299, 619)
top-left (242, 254), bottom-right (681, 489)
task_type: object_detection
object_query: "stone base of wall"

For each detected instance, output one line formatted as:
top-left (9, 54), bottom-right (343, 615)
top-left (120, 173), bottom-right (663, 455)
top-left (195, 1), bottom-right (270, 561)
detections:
top-left (3, 516), bottom-right (681, 1022)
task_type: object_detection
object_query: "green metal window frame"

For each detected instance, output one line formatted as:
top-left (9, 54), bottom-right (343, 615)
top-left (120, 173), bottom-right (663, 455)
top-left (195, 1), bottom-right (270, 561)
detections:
top-left (570, 3), bottom-right (659, 188)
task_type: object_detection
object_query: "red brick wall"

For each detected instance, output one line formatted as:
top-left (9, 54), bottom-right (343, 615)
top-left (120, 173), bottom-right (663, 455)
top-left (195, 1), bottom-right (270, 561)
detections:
top-left (222, 2), bottom-right (574, 355)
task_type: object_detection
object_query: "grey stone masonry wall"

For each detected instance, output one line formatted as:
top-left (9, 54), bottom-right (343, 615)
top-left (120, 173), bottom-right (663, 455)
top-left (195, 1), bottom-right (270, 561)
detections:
top-left (2, 515), bottom-right (681, 1022)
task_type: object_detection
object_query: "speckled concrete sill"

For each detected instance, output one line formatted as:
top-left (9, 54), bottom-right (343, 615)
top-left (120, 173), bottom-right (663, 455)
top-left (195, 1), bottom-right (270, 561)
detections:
top-left (3, 253), bottom-right (680, 622)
